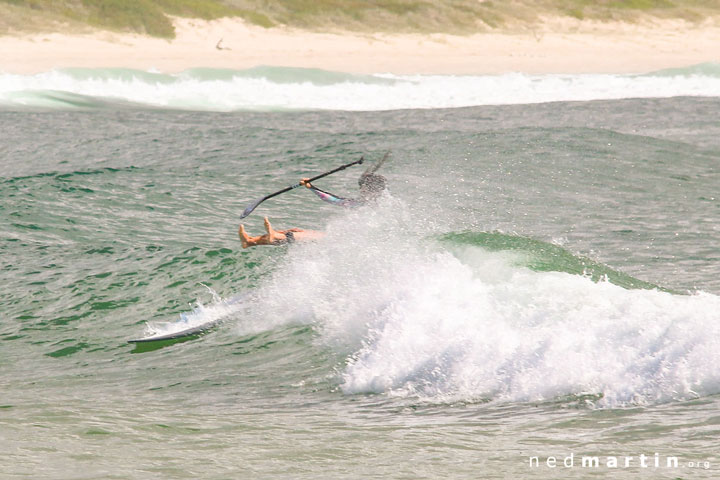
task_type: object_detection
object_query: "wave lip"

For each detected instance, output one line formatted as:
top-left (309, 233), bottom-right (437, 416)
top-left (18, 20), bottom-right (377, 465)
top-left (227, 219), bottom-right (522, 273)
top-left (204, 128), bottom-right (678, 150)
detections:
top-left (2, 63), bottom-right (720, 111)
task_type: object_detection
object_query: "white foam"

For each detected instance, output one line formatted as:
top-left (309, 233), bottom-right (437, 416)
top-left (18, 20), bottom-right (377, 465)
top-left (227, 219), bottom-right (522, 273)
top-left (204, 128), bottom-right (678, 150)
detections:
top-left (247, 200), bottom-right (720, 407)
top-left (2, 67), bottom-right (720, 111)
top-left (143, 287), bottom-right (247, 339)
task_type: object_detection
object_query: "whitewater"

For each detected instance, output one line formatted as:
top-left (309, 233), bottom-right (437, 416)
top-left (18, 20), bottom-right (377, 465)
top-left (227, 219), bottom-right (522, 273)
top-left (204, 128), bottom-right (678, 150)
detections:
top-left (1, 63), bottom-right (720, 110)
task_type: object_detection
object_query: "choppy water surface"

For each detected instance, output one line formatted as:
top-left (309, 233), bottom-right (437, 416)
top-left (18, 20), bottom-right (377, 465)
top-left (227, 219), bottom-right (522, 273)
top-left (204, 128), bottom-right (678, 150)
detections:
top-left (1, 92), bottom-right (719, 478)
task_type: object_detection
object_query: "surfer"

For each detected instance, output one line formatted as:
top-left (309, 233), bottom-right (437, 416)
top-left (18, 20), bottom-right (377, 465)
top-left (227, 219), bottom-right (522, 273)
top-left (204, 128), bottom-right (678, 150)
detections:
top-left (239, 217), bottom-right (323, 248)
top-left (238, 153), bottom-right (389, 248)
top-left (237, 172), bottom-right (384, 248)
top-left (300, 171), bottom-right (386, 207)
top-left (238, 173), bottom-right (384, 248)
top-left (300, 151), bottom-right (389, 206)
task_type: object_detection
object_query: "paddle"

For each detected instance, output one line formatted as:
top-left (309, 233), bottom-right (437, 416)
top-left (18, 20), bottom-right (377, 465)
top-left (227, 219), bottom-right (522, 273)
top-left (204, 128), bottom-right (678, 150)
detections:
top-left (364, 150), bottom-right (391, 175)
top-left (239, 157), bottom-right (364, 219)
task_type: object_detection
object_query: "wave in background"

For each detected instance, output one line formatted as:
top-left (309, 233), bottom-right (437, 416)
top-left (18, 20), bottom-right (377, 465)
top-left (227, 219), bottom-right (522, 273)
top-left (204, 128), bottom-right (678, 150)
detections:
top-left (2, 63), bottom-right (720, 111)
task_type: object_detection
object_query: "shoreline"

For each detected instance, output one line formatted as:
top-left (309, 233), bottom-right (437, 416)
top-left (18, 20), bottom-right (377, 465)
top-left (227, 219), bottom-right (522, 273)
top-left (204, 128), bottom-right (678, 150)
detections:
top-left (1, 17), bottom-right (720, 75)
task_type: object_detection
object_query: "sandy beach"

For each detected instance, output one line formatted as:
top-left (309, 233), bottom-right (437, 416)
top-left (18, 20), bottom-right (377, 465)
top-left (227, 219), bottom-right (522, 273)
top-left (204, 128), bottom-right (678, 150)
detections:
top-left (1, 16), bottom-right (719, 75)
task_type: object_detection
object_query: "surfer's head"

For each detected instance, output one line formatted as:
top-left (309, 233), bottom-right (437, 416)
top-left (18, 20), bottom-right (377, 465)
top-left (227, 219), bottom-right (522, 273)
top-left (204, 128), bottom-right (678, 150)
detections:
top-left (358, 173), bottom-right (386, 198)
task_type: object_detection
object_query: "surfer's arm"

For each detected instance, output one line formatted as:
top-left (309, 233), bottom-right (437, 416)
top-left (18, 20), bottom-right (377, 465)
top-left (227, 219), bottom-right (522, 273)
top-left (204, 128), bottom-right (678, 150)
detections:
top-left (309, 186), bottom-right (358, 207)
top-left (300, 178), bottom-right (358, 207)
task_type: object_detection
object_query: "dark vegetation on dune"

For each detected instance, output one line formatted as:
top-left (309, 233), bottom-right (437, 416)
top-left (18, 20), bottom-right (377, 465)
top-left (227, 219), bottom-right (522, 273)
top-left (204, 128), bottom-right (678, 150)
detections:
top-left (1, 0), bottom-right (719, 38)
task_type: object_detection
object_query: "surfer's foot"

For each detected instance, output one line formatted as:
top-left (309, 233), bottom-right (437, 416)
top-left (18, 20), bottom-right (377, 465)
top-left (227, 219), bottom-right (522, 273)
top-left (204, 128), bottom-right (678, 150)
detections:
top-left (263, 217), bottom-right (288, 244)
top-left (240, 218), bottom-right (309, 247)
top-left (238, 224), bottom-right (250, 249)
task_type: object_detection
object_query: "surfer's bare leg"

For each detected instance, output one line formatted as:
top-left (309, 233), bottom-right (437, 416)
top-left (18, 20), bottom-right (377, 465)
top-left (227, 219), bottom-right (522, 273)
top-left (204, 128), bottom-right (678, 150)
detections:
top-left (263, 217), bottom-right (293, 244)
top-left (286, 230), bottom-right (325, 241)
top-left (238, 217), bottom-right (324, 248)
top-left (266, 217), bottom-right (325, 242)
top-left (239, 224), bottom-right (270, 248)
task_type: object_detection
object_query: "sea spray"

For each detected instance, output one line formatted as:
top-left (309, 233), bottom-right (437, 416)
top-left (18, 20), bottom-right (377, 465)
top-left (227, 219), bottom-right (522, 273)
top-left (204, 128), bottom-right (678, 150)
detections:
top-left (241, 198), bottom-right (720, 407)
top-left (143, 285), bottom-right (248, 339)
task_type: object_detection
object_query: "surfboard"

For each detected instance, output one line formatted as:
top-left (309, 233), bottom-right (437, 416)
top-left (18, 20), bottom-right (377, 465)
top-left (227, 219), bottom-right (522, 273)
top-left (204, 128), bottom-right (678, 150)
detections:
top-left (128, 292), bottom-right (249, 344)
top-left (127, 320), bottom-right (220, 343)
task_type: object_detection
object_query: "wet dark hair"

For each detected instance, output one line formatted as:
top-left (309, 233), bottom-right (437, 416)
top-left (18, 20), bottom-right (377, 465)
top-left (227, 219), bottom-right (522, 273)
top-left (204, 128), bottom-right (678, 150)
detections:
top-left (358, 173), bottom-right (387, 193)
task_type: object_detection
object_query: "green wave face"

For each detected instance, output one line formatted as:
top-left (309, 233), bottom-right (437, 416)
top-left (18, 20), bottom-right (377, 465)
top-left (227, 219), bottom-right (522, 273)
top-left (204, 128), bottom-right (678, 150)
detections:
top-left (440, 231), bottom-right (668, 292)
top-left (644, 62), bottom-right (720, 78)
top-left (181, 66), bottom-right (399, 85)
top-left (52, 66), bottom-right (399, 86)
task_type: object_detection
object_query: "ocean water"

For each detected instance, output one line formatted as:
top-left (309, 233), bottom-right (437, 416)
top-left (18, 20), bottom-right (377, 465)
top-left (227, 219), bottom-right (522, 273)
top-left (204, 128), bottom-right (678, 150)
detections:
top-left (1, 65), bottom-right (720, 479)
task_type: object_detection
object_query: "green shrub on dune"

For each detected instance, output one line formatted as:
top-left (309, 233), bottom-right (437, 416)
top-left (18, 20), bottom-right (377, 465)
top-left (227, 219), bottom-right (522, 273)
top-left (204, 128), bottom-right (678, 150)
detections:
top-left (1, 0), bottom-right (719, 37)
top-left (83, 0), bottom-right (175, 37)
top-left (0, 0), bottom-right (251, 37)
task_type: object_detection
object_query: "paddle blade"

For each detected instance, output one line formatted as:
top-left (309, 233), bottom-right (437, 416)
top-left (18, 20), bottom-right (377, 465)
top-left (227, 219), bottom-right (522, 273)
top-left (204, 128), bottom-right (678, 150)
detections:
top-left (364, 151), bottom-right (391, 175)
top-left (371, 150), bottom-right (391, 173)
top-left (239, 198), bottom-right (263, 219)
